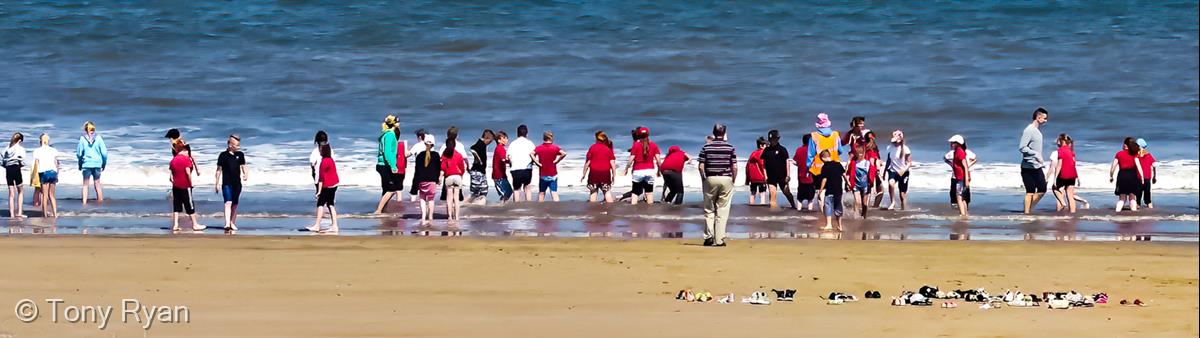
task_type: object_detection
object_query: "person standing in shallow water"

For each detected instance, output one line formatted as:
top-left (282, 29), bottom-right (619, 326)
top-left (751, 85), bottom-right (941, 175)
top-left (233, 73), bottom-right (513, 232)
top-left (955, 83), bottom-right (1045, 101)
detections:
top-left (309, 143), bottom-right (340, 233)
top-left (76, 121), bottom-right (107, 205)
top-left (582, 131), bottom-right (616, 203)
top-left (492, 131), bottom-right (513, 203)
top-left (949, 135), bottom-right (971, 217)
top-left (1109, 137), bottom-right (1146, 212)
top-left (659, 145), bottom-right (689, 205)
top-left (4, 133), bottom-right (27, 219)
top-left (762, 130), bottom-right (797, 210)
top-left (215, 134), bottom-right (247, 231)
top-left (169, 145), bottom-right (205, 232)
top-left (1019, 107), bottom-right (1049, 214)
top-left (699, 123), bottom-right (737, 247)
top-left (532, 131), bottom-right (566, 202)
top-left (1049, 134), bottom-right (1087, 213)
top-left (806, 113), bottom-right (847, 211)
top-left (374, 115), bottom-right (402, 214)
top-left (1135, 138), bottom-right (1157, 209)
top-left (467, 130), bottom-right (495, 205)
top-left (507, 125), bottom-right (536, 202)
top-left (32, 133), bottom-right (60, 218)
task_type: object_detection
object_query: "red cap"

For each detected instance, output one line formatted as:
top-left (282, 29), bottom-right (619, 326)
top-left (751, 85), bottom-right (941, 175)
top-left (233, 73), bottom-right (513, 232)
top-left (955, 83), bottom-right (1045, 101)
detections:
top-left (637, 127), bottom-right (650, 137)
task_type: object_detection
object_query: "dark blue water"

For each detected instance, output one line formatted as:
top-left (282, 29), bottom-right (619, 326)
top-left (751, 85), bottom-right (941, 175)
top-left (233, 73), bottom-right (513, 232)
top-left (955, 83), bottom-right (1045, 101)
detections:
top-left (1, 1), bottom-right (1197, 192)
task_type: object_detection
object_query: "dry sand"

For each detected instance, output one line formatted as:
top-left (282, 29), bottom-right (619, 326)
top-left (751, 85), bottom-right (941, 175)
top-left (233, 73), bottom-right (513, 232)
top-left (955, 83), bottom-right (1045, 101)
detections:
top-left (0, 236), bottom-right (1196, 337)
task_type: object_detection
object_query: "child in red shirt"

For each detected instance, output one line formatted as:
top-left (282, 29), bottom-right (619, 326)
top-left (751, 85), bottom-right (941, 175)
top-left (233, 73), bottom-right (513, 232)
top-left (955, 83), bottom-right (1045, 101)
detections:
top-left (169, 145), bottom-right (205, 232)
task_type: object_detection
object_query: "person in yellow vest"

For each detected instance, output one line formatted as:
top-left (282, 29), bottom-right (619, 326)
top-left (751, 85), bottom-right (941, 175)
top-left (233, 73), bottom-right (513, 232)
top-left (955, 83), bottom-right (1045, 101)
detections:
top-left (804, 113), bottom-right (848, 210)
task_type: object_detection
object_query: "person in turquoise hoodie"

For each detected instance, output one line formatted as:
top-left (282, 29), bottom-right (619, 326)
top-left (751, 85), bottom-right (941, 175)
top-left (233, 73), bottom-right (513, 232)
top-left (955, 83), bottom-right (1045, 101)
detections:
top-left (76, 121), bottom-right (108, 205)
top-left (374, 115), bottom-right (401, 214)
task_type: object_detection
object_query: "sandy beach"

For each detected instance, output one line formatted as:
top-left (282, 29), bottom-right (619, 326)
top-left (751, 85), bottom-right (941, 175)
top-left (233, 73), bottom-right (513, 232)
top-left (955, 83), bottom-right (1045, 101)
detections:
top-left (0, 236), bottom-right (1196, 337)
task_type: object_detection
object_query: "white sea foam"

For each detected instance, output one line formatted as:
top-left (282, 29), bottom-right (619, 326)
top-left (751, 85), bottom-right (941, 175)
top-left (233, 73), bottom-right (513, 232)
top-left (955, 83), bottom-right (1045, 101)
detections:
top-left (9, 154), bottom-right (1195, 194)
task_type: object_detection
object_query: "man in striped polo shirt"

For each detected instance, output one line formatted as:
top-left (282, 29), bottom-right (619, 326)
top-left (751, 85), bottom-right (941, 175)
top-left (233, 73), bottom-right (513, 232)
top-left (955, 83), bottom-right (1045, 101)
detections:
top-left (698, 123), bottom-right (738, 247)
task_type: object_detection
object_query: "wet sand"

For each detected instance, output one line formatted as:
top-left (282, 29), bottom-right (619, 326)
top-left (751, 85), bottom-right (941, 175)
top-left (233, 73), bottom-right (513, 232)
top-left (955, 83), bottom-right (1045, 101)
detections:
top-left (1, 236), bottom-right (1196, 337)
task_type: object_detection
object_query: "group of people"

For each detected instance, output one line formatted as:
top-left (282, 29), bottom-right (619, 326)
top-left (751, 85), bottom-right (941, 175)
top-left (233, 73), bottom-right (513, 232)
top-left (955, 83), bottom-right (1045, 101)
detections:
top-left (1015, 108), bottom-right (1158, 217)
top-left (0, 110), bottom-right (1166, 239)
top-left (3, 121), bottom-right (108, 219)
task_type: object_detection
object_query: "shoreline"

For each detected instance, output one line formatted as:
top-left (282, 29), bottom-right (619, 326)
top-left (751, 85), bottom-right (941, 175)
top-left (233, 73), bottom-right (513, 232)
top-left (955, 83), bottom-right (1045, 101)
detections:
top-left (1, 236), bottom-right (1196, 337)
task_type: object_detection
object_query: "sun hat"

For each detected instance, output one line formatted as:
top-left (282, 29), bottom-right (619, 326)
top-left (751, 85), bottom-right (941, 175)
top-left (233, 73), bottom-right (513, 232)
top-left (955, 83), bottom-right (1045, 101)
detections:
top-left (947, 135), bottom-right (965, 145)
top-left (815, 113), bottom-right (832, 129)
top-left (668, 145), bottom-right (681, 154)
top-left (1136, 138), bottom-right (1148, 149)
top-left (424, 134), bottom-right (436, 146)
top-left (891, 130), bottom-right (904, 143)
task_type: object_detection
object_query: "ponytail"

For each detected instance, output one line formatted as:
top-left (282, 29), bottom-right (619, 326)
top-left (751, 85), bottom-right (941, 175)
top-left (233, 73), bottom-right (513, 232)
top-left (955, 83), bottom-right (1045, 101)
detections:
top-left (424, 146), bottom-right (432, 167)
top-left (641, 137), bottom-right (650, 157)
top-left (442, 139), bottom-right (457, 159)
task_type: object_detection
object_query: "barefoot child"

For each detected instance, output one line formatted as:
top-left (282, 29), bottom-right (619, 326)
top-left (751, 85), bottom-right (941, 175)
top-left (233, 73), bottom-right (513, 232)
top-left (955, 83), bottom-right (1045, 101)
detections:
top-left (1049, 134), bottom-right (1086, 213)
top-left (816, 150), bottom-right (846, 230)
top-left (413, 135), bottom-right (442, 223)
top-left (440, 133), bottom-right (467, 221)
top-left (582, 131), bottom-right (616, 203)
top-left (309, 144), bottom-right (340, 233)
top-left (850, 147), bottom-right (871, 219)
top-left (169, 145), bottom-right (205, 231)
top-left (949, 135), bottom-right (971, 217)
top-left (31, 134), bottom-right (60, 218)
top-left (3, 133), bottom-right (26, 218)
top-left (746, 137), bottom-right (768, 205)
top-left (533, 131), bottom-right (566, 202)
top-left (793, 134), bottom-right (816, 211)
top-left (215, 134), bottom-right (247, 230)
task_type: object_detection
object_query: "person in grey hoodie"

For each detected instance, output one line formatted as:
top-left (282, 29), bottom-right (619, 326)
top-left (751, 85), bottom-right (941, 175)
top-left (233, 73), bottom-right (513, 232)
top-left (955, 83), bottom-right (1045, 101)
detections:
top-left (1019, 108), bottom-right (1049, 214)
top-left (76, 121), bottom-right (108, 205)
top-left (4, 133), bottom-right (27, 218)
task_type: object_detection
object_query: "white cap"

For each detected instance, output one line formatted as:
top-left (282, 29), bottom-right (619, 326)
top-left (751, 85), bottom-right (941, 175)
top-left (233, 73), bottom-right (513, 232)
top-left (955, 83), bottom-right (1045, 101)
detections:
top-left (947, 135), bottom-right (965, 145)
top-left (424, 134), bottom-right (436, 146)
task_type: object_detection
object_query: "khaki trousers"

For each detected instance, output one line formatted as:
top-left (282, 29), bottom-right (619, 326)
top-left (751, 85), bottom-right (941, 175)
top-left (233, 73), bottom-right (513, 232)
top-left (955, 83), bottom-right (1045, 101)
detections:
top-left (702, 176), bottom-right (734, 244)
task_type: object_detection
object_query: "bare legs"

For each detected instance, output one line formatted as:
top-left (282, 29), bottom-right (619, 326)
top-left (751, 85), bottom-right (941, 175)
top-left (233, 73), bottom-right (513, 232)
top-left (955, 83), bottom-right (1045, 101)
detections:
top-left (40, 183), bottom-right (57, 218)
top-left (81, 177), bottom-right (103, 205)
top-left (223, 202), bottom-right (239, 230)
top-left (1023, 192), bottom-right (1045, 214)
top-left (419, 199), bottom-right (436, 224)
top-left (311, 205), bottom-right (339, 232)
top-left (7, 185), bottom-right (23, 218)
top-left (446, 185), bottom-right (461, 221)
top-left (1115, 193), bottom-right (1138, 212)
top-left (374, 191), bottom-right (398, 214)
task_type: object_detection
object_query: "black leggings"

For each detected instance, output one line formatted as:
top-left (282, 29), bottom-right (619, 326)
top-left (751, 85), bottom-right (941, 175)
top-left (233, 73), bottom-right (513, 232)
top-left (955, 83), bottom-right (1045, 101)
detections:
top-left (661, 170), bottom-right (684, 205)
top-left (1137, 179), bottom-right (1153, 205)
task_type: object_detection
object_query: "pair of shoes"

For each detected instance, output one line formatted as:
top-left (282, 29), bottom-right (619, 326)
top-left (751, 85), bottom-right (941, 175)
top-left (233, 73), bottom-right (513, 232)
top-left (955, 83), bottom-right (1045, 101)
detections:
top-left (771, 289), bottom-right (796, 302)
top-left (694, 292), bottom-right (713, 302)
top-left (864, 291), bottom-right (882, 299)
top-left (712, 242), bottom-right (727, 247)
top-left (1119, 299), bottom-right (1145, 307)
top-left (828, 292), bottom-right (858, 302)
top-left (676, 290), bottom-right (694, 301)
top-left (1093, 293), bottom-right (1108, 304)
top-left (941, 301), bottom-right (958, 308)
top-left (742, 291), bottom-right (771, 305)
top-left (717, 293), bottom-right (734, 304)
top-left (703, 238), bottom-right (714, 246)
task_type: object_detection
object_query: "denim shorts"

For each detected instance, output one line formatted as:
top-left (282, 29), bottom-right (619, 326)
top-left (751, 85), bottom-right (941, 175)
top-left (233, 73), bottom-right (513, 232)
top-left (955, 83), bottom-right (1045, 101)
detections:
top-left (539, 176), bottom-right (558, 193)
top-left (81, 167), bottom-right (102, 181)
top-left (39, 170), bottom-right (59, 184)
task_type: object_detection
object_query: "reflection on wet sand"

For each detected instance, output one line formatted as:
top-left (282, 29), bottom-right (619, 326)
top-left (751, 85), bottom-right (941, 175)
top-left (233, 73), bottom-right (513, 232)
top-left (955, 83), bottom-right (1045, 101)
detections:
top-left (2, 201), bottom-right (1195, 242)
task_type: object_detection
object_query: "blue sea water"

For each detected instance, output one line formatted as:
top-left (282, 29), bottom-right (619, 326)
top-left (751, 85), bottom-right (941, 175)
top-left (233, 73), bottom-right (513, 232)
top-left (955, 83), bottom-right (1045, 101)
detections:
top-left (1, 1), bottom-right (1197, 193)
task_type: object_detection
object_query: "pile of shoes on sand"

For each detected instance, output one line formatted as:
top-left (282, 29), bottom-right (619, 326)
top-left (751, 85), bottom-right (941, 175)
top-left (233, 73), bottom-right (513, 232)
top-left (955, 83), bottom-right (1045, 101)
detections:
top-left (676, 286), bottom-right (1145, 309)
top-left (891, 285), bottom-right (1121, 310)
